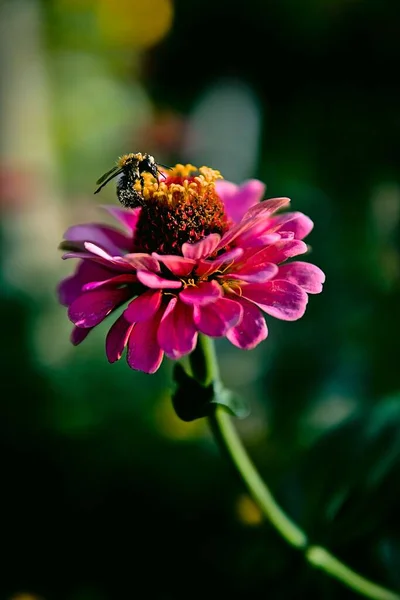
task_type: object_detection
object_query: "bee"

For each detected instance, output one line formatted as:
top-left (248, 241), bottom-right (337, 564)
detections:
top-left (94, 152), bottom-right (168, 208)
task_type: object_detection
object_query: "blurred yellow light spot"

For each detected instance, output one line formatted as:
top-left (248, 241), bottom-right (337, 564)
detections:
top-left (97, 0), bottom-right (174, 49)
top-left (9, 594), bottom-right (43, 600)
top-left (235, 494), bottom-right (263, 526)
top-left (154, 394), bottom-right (207, 440)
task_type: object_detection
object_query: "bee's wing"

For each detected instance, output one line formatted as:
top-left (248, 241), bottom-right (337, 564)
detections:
top-left (96, 165), bottom-right (119, 186)
top-left (94, 167), bottom-right (123, 194)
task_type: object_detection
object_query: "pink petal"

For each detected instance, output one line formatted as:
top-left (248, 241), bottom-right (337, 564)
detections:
top-left (157, 298), bottom-right (198, 359)
top-left (193, 297), bottom-right (243, 337)
top-left (102, 205), bottom-right (141, 232)
top-left (71, 326), bottom-right (92, 345)
top-left (179, 280), bottom-right (221, 306)
top-left (64, 223), bottom-right (131, 255)
top-left (182, 233), bottom-right (221, 260)
top-left (216, 179), bottom-right (266, 224)
top-left (106, 314), bottom-right (134, 363)
top-left (124, 289), bottom-right (162, 323)
top-left (237, 224), bottom-right (282, 248)
top-left (243, 239), bottom-right (308, 267)
top-left (267, 211), bottom-right (314, 240)
top-left (58, 261), bottom-right (113, 306)
top-left (226, 298), bottom-right (268, 349)
top-left (136, 270), bottom-right (182, 289)
top-left (195, 247), bottom-right (244, 278)
top-left (68, 288), bottom-right (131, 328)
top-left (152, 253), bottom-right (196, 277)
top-left (216, 219), bottom-right (258, 251)
top-left (242, 280), bottom-right (308, 321)
top-left (243, 197), bottom-right (291, 220)
top-left (222, 205), bottom-right (291, 252)
top-left (83, 242), bottom-right (133, 270)
top-left (227, 262), bottom-right (278, 283)
top-left (83, 273), bottom-right (137, 291)
top-left (123, 253), bottom-right (160, 272)
top-left (83, 241), bottom-right (121, 261)
top-left (127, 308), bottom-right (165, 373)
top-left (216, 199), bottom-right (289, 251)
top-left (276, 261), bottom-right (325, 294)
top-left (62, 251), bottom-right (96, 261)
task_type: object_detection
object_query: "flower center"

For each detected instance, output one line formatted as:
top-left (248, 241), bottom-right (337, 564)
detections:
top-left (132, 164), bottom-right (231, 255)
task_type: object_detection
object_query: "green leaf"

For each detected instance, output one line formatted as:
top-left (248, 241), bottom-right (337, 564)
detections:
top-left (171, 363), bottom-right (249, 422)
top-left (210, 381), bottom-right (250, 419)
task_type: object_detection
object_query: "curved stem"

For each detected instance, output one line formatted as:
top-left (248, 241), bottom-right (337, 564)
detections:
top-left (188, 335), bottom-right (400, 600)
top-left (210, 405), bottom-right (307, 548)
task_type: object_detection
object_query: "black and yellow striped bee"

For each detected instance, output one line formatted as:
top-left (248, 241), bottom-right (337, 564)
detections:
top-left (94, 152), bottom-right (168, 208)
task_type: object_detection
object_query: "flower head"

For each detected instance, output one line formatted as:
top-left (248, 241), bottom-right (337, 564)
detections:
top-left (58, 164), bottom-right (325, 373)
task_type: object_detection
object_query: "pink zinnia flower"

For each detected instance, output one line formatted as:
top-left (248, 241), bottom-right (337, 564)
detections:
top-left (58, 164), bottom-right (325, 373)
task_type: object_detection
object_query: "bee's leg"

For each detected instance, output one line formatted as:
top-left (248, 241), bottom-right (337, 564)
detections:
top-left (140, 176), bottom-right (145, 193)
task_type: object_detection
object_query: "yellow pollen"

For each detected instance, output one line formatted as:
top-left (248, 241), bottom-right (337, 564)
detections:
top-left (118, 152), bottom-right (143, 167)
top-left (131, 162), bottom-right (230, 255)
top-left (138, 164), bottom-right (223, 207)
top-left (172, 163), bottom-right (198, 177)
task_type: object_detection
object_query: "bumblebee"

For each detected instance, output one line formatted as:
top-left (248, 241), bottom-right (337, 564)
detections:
top-left (94, 152), bottom-right (167, 208)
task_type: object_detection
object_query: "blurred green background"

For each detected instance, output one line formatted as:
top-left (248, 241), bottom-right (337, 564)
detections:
top-left (1, 0), bottom-right (399, 598)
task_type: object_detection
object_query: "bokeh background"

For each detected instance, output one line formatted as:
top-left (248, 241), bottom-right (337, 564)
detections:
top-left (1, 0), bottom-right (400, 598)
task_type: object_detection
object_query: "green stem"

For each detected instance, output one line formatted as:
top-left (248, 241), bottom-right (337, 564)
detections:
top-left (210, 404), bottom-right (307, 548)
top-left (188, 335), bottom-right (400, 600)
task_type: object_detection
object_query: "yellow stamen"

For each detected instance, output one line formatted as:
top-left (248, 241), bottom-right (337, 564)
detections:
top-left (139, 164), bottom-right (223, 207)
top-left (131, 162), bottom-right (230, 255)
top-left (223, 280), bottom-right (243, 296)
top-left (181, 278), bottom-right (197, 288)
top-left (216, 260), bottom-right (235, 275)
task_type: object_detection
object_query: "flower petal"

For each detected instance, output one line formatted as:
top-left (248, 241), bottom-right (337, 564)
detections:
top-left (123, 253), bottom-right (160, 272)
top-left (83, 242), bottom-right (133, 270)
top-left (102, 205), bottom-right (141, 232)
top-left (226, 298), bottom-right (268, 349)
top-left (63, 223), bottom-right (131, 255)
top-left (193, 297), bottom-right (243, 337)
top-left (216, 179), bottom-right (266, 223)
top-left (58, 261), bottom-right (113, 306)
top-left (157, 298), bottom-right (198, 359)
top-left (106, 315), bottom-right (134, 363)
top-left (179, 280), bottom-right (221, 306)
top-left (71, 326), bottom-right (92, 345)
top-left (228, 262), bottom-right (278, 283)
top-left (182, 233), bottom-right (221, 260)
top-left (216, 200), bottom-right (289, 251)
top-left (127, 308), bottom-right (165, 373)
top-left (242, 280), bottom-right (308, 321)
top-left (124, 290), bottom-right (162, 323)
top-left (136, 270), bottom-right (182, 289)
top-left (243, 239), bottom-right (308, 267)
top-left (152, 253), bottom-right (196, 277)
top-left (195, 247), bottom-right (244, 278)
top-left (267, 211), bottom-right (314, 240)
top-left (68, 288), bottom-right (131, 328)
top-left (237, 225), bottom-right (281, 249)
top-left (243, 197), bottom-right (291, 220)
top-left (61, 250), bottom-right (131, 272)
top-left (276, 261), bottom-right (325, 294)
top-left (83, 273), bottom-right (137, 291)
